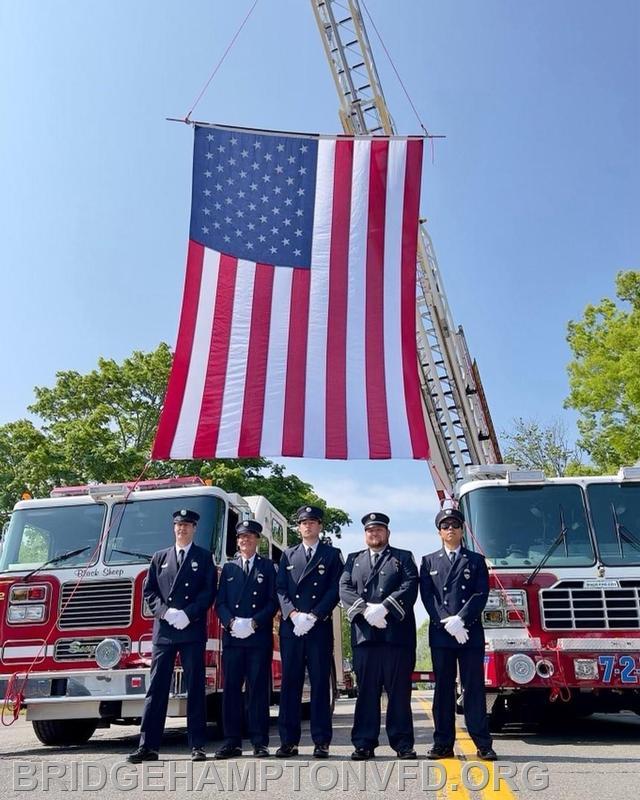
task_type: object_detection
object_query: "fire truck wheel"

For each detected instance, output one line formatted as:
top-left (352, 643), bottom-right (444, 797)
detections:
top-left (32, 719), bottom-right (97, 746)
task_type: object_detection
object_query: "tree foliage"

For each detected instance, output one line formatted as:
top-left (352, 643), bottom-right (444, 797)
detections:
top-left (501, 417), bottom-right (597, 477)
top-left (566, 271), bottom-right (640, 471)
top-left (0, 344), bottom-right (350, 532)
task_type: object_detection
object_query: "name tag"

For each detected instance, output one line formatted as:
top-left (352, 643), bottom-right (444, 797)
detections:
top-left (161, 563), bottom-right (169, 569)
top-left (286, 565), bottom-right (295, 570)
top-left (430, 570), bottom-right (438, 575)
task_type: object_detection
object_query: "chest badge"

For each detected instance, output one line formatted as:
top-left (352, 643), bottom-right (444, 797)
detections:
top-left (464, 569), bottom-right (471, 579)
top-left (317, 564), bottom-right (326, 575)
top-left (191, 561), bottom-right (199, 571)
top-left (257, 574), bottom-right (264, 583)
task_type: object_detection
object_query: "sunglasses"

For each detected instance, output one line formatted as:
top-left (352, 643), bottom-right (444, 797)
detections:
top-left (439, 521), bottom-right (462, 530)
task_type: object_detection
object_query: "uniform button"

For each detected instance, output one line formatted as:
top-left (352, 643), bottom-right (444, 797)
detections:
top-left (443, 600), bottom-right (448, 605)
top-left (295, 594), bottom-right (300, 599)
top-left (444, 587), bottom-right (448, 592)
top-left (311, 595), bottom-right (316, 599)
top-left (168, 596), bottom-right (173, 601)
top-left (461, 585), bottom-right (466, 589)
top-left (252, 604), bottom-right (256, 608)
top-left (185, 582), bottom-right (189, 586)
top-left (313, 582), bottom-right (318, 586)
top-left (235, 604), bottom-right (240, 609)
top-left (253, 591), bottom-right (257, 595)
top-left (185, 595), bottom-right (189, 599)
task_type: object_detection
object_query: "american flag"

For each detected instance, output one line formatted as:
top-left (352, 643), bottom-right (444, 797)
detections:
top-left (152, 124), bottom-right (430, 460)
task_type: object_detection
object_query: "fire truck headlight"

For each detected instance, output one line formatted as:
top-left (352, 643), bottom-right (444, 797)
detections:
top-left (95, 638), bottom-right (123, 669)
top-left (8, 604), bottom-right (45, 623)
top-left (506, 653), bottom-right (536, 684)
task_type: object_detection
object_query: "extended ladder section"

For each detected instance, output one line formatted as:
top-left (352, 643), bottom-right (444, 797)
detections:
top-left (311, 0), bottom-right (502, 498)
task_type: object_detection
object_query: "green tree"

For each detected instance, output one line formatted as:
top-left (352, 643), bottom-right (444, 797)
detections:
top-left (415, 619), bottom-right (432, 671)
top-left (501, 417), bottom-right (597, 477)
top-left (0, 344), bottom-right (350, 531)
top-left (566, 271), bottom-right (640, 471)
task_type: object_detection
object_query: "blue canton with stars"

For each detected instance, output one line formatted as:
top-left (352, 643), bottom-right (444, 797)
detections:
top-left (190, 125), bottom-right (319, 268)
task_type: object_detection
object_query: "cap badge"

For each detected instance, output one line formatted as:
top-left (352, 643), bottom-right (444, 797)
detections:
top-left (180, 509), bottom-right (187, 516)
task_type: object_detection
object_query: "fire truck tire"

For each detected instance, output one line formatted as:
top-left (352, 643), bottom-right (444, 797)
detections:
top-left (488, 696), bottom-right (507, 733)
top-left (32, 719), bottom-right (97, 746)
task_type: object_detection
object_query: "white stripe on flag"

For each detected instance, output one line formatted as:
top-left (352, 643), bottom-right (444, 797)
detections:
top-left (170, 249), bottom-right (220, 459)
top-left (260, 266), bottom-right (293, 454)
top-left (345, 139), bottom-right (371, 458)
top-left (216, 260), bottom-right (256, 457)
top-left (304, 139), bottom-right (336, 457)
top-left (383, 139), bottom-right (413, 457)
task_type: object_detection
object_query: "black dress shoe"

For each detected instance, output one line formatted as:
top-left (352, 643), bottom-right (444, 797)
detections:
top-left (214, 745), bottom-right (243, 759)
top-left (253, 746), bottom-right (270, 757)
top-left (396, 749), bottom-right (417, 760)
top-left (351, 747), bottom-right (375, 761)
top-left (127, 746), bottom-right (159, 763)
top-left (313, 744), bottom-right (330, 758)
top-left (477, 747), bottom-right (498, 761)
top-left (275, 744), bottom-right (299, 758)
top-left (192, 748), bottom-right (207, 762)
top-left (427, 746), bottom-right (455, 759)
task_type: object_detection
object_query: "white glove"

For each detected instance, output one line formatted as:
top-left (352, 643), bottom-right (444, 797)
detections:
top-left (442, 615), bottom-right (465, 636)
top-left (230, 618), bottom-right (254, 639)
top-left (453, 627), bottom-right (469, 644)
top-left (363, 603), bottom-right (388, 629)
top-left (163, 608), bottom-right (178, 625)
top-left (292, 612), bottom-right (316, 637)
top-left (172, 609), bottom-right (190, 630)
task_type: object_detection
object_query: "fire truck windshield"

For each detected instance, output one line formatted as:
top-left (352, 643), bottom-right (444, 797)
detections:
top-left (586, 482), bottom-right (640, 566)
top-left (105, 495), bottom-right (226, 565)
top-left (460, 484), bottom-right (595, 568)
top-left (0, 504), bottom-right (105, 572)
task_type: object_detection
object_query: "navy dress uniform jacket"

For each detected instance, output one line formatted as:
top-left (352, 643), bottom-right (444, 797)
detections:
top-left (144, 543), bottom-right (218, 644)
top-left (277, 541), bottom-right (343, 636)
top-left (215, 555), bottom-right (278, 648)
top-left (419, 547), bottom-right (489, 649)
top-left (339, 546), bottom-right (419, 647)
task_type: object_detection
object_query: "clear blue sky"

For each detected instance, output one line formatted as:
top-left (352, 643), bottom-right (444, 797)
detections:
top-left (1, 1), bottom-right (638, 582)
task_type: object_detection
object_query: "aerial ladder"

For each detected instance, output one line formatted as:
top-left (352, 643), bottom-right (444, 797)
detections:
top-left (311, 0), bottom-right (502, 501)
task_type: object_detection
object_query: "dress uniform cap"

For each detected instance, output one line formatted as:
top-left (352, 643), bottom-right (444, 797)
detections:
top-left (361, 512), bottom-right (390, 529)
top-left (235, 519), bottom-right (262, 537)
top-left (296, 505), bottom-right (324, 522)
top-left (173, 508), bottom-right (200, 524)
top-left (435, 508), bottom-right (465, 528)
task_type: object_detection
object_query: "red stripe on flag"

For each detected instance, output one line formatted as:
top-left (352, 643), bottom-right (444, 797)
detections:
top-left (152, 240), bottom-right (204, 459)
top-left (401, 140), bottom-right (429, 458)
top-left (325, 139), bottom-right (353, 459)
top-left (282, 267), bottom-right (311, 456)
top-left (237, 264), bottom-right (274, 457)
top-left (192, 255), bottom-right (238, 459)
top-left (365, 140), bottom-right (392, 458)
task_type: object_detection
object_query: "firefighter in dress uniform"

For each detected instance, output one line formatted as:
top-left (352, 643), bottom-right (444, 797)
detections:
top-left (339, 512), bottom-right (419, 761)
top-left (275, 505), bottom-right (343, 759)
top-left (420, 508), bottom-right (497, 761)
top-left (128, 509), bottom-right (218, 763)
top-left (213, 519), bottom-right (278, 759)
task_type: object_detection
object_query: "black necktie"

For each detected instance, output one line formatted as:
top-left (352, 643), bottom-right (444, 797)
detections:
top-left (372, 552), bottom-right (379, 567)
top-left (244, 559), bottom-right (250, 576)
top-left (178, 549), bottom-right (185, 568)
top-left (305, 547), bottom-right (312, 563)
top-left (449, 551), bottom-right (457, 565)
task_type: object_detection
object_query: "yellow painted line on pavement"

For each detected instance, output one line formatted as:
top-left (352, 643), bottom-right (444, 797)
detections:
top-left (418, 696), bottom-right (517, 800)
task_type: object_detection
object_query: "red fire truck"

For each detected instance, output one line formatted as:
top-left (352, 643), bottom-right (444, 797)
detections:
top-left (455, 465), bottom-right (640, 728)
top-left (0, 477), bottom-right (344, 745)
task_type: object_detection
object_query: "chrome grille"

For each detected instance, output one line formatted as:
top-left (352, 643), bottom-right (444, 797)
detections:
top-left (59, 580), bottom-right (133, 629)
top-left (540, 582), bottom-right (640, 630)
top-left (54, 635), bottom-right (130, 661)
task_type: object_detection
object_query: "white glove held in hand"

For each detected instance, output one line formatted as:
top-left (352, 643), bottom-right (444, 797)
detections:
top-left (164, 608), bottom-right (189, 630)
top-left (452, 627), bottom-right (469, 644)
top-left (363, 603), bottom-right (388, 629)
top-left (292, 612), bottom-right (316, 637)
top-left (231, 617), bottom-right (254, 639)
top-left (442, 615), bottom-right (465, 636)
